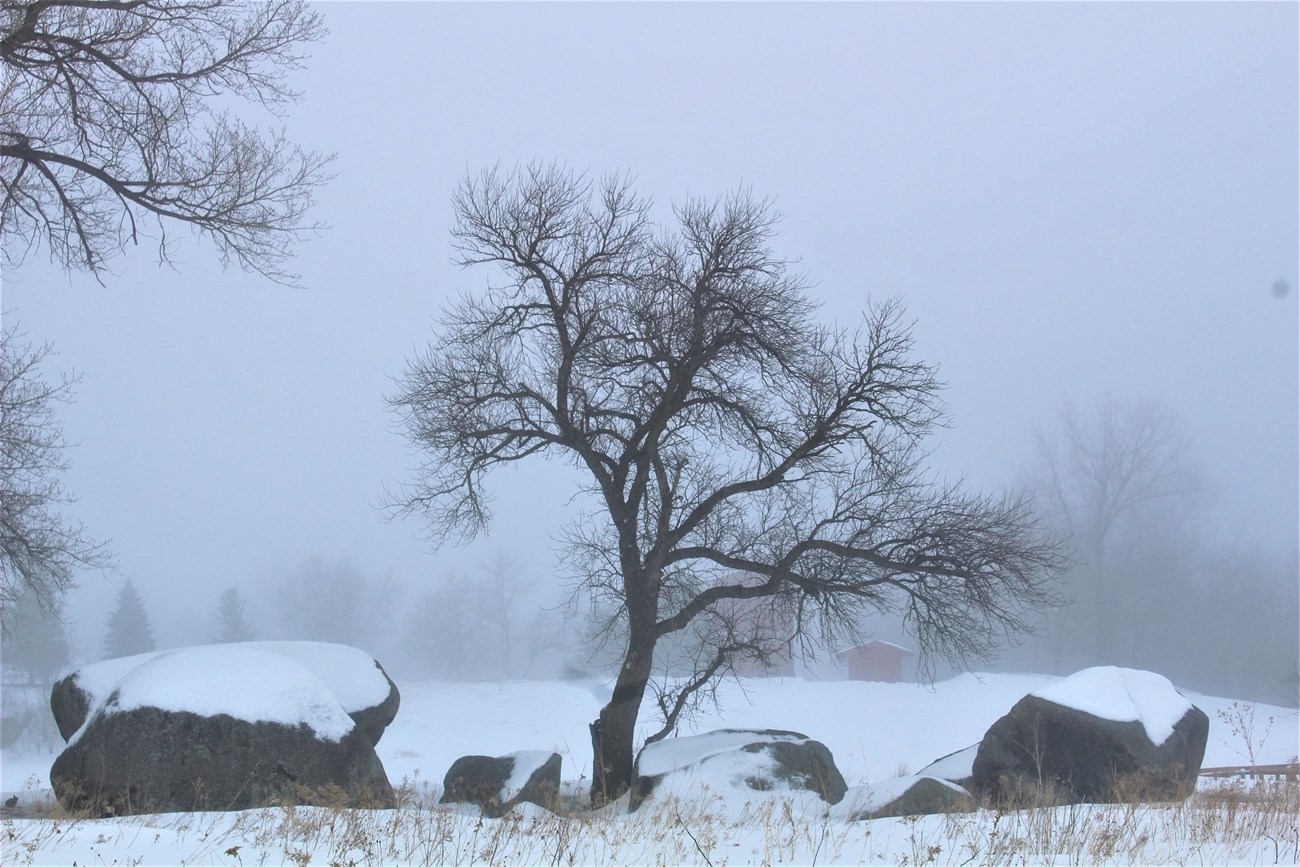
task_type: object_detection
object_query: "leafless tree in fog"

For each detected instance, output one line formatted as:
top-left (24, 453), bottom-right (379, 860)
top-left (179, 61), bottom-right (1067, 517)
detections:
top-left (274, 555), bottom-right (398, 652)
top-left (389, 164), bottom-right (1064, 803)
top-left (0, 328), bottom-right (107, 633)
top-left (398, 553), bottom-right (561, 680)
top-left (0, 0), bottom-right (333, 286)
top-left (1030, 395), bottom-right (1202, 663)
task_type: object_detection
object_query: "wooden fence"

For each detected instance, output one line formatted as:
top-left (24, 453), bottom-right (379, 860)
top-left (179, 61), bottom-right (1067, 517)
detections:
top-left (1199, 763), bottom-right (1299, 782)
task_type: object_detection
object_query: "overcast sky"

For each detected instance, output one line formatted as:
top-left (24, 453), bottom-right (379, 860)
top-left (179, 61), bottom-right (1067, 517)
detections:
top-left (3, 1), bottom-right (1297, 658)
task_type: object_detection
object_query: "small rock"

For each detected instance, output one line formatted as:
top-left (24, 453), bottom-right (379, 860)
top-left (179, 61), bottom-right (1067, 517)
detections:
top-left (440, 751), bottom-right (562, 817)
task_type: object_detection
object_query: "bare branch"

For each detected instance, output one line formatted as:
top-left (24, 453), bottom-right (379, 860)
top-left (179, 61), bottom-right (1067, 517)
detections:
top-left (0, 327), bottom-right (110, 632)
top-left (1, 0), bottom-right (333, 285)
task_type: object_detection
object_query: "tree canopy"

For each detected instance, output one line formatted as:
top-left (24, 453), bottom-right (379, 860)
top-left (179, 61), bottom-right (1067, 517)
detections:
top-left (390, 164), bottom-right (1063, 801)
top-left (1, 0), bottom-right (332, 285)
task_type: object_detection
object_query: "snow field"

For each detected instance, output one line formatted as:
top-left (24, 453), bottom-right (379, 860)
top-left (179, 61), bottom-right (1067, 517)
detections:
top-left (2, 671), bottom-right (1296, 865)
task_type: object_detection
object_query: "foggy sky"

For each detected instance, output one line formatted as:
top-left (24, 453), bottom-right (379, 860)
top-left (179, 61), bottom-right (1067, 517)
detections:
top-left (2, 2), bottom-right (1296, 659)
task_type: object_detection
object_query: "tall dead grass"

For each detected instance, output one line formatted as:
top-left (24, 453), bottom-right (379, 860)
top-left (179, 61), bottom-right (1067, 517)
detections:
top-left (3, 777), bottom-right (1297, 866)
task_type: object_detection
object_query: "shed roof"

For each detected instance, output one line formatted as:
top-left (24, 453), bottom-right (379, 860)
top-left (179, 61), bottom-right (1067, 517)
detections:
top-left (837, 639), bottom-right (914, 658)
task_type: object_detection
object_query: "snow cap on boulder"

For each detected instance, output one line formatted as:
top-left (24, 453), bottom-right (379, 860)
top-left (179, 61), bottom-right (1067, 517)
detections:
top-left (51, 641), bottom-right (399, 745)
top-left (832, 775), bottom-right (973, 821)
top-left (91, 646), bottom-right (356, 741)
top-left (916, 743), bottom-right (979, 789)
top-left (631, 728), bottom-right (847, 811)
top-left (1031, 666), bottom-right (1193, 745)
top-left (50, 649), bottom-right (166, 741)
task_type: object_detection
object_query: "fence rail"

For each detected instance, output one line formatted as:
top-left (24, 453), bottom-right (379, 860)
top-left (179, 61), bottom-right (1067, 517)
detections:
top-left (1199, 762), bottom-right (1299, 782)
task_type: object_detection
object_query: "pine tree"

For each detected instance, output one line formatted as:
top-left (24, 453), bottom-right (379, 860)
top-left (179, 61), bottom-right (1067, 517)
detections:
top-left (102, 579), bottom-right (155, 659)
top-left (212, 587), bottom-right (255, 643)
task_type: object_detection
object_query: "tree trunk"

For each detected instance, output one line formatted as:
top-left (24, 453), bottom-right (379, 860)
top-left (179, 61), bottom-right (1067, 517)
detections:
top-left (590, 598), bottom-right (657, 804)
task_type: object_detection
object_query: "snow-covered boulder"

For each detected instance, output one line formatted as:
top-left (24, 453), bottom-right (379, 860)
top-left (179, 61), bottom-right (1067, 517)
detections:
top-left (440, 751), bottom-right (562, 817)
top-left (49, 646), bottom-right (395, 815)
top-left (629, 728), bottom-right (847, 811)
top-left (833, 775), bottom-right (974, 821)
top-left (971, 666), bottom-right (1209, 805)
top-left (50, 641), bottom-right (400, 746)
top-left (917, 743), bottom-right (979, 789)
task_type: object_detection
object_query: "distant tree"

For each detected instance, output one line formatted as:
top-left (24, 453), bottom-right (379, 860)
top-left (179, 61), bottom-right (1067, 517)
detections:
top-left (389, 164), bottom-right (1064, 802)
top-left (398, 572), bottom-right (485, 680)
top-left (0, 0), bottom-right (333, 286)
top-left (274, 555), bottom-right (397, 652)
top-left (397, 553), bottom-right (560, 680)
top-left (0, 328), bottom-right (108, 634)
top-left (0, 588), bottom-right (70, 684)
top-left (1028, 395), bottom-right (1201, 663)
top-left (102, 578), bottom-right (154, 659)
top-left (211, 586), bottom-right (255, 643)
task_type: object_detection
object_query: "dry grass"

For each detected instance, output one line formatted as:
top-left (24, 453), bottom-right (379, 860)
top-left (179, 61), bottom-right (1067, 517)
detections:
top-left (3, 777), bottom-right (1298, 866)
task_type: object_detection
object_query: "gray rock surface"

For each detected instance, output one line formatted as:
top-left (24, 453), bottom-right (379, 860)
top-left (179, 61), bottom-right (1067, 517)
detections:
top-left (48, 675), bottom-right (91, 742)
top-left (971, 694), bottom-right (1209, 805)
top-left (440, 752), bottom-right (562, 817)
top-left (51, 705), bottom-right (394, 816)
top-left (630, 728), bottom-right (847, 811)
top-left (844, 775), bottom-right (974, 820)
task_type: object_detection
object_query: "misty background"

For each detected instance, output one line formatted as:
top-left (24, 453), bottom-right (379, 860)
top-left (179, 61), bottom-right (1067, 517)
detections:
top-left (2, 2), bottom-right (1296, 719)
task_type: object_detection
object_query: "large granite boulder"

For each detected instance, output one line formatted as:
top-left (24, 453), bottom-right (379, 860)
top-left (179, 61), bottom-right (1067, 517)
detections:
top-left (630, 728), bottom-right (847, 811)
top-left (49, 646), bottom-right (395, 816)
top-left (440, 751), bottom-right (561, 817)
top-left (971, 667), bottom-right (1209, 806)
top-left (50, 641), bottom-right (399, 746)
top-left (833, 775), bottom-right (974, 821)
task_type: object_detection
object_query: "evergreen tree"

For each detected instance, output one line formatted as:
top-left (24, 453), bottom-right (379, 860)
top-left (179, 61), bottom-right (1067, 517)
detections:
top-left (212, 587), bottom-right (255, 643)
top-left (0, 590), bottom-right (71, 685)
top-left (102, 579), bottom-right (155, 659)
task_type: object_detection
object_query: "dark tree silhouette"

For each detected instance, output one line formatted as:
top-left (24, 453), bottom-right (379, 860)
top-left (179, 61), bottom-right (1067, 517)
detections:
top-left (389, 164), bottom-right (1063, 802)
top-left (1, 0), bottom-right (332, 286)
top-left (211, 586), bottom-right (255, 643)
top-left (102, 578), bottom-right (154, 659)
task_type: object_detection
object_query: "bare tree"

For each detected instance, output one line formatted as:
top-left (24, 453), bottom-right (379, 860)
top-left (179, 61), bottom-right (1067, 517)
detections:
top-left (273, 555), bottom-right (398, 653)
top-left (0, 328), bottom-right (107, 632)
top-left (1, 0), bottom-right (332, 286)
top-left (389, 164), bottom-right (1063, 803)
top-left (1029, 395), bottom-right (1202, 663)
top-left (1, 586), bottom-right (70, 684)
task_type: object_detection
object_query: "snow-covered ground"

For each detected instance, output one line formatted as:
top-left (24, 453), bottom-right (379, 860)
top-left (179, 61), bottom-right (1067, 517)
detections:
top-left (3, 672), bottom-right (1297, 865)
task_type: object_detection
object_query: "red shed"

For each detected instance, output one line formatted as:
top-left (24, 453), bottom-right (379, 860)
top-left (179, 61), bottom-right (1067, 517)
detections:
top-left (838, 640), bottom-right (914, 683)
